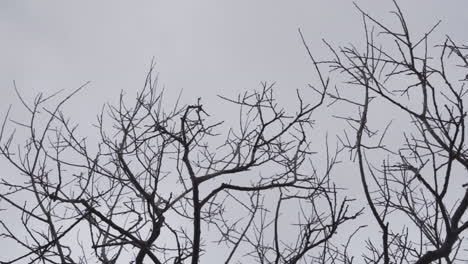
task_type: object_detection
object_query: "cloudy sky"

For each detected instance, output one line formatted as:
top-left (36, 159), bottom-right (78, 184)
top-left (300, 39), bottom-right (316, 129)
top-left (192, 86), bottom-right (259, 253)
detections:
top-left (2, 0), bottom-right (467, 117)
top-left (1, 0), bottom-right (468, 262)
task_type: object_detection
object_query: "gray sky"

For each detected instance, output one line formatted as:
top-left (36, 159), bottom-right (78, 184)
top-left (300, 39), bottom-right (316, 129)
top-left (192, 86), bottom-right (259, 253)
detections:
top-left (2, 0), bottom-right (467, 116)
top-left (1, 0), bottom-right (468, 262)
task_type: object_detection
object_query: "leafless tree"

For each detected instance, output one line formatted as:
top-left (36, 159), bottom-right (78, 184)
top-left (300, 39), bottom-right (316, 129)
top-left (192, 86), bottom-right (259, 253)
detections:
top-left (306, 0), bottom-right (468, 263)
top-left (0, 57), bottom-right (359, 263)
top-left (3, 1), bottom-right (468, 264)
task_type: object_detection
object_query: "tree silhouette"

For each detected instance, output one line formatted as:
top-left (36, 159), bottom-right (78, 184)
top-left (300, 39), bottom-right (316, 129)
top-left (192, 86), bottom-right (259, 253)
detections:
top-left (310, 1), bottom-right (468, 263)
top-left (0, 60), bottom-right (360, 263)
top-left (2, 1), bottom-right (468, 263)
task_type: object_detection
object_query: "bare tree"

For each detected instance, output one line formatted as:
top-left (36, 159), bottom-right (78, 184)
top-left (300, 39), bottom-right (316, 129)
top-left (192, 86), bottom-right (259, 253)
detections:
top-left (306, 0), bottom-right (468, 263)
top-left (0, 59), bottom-right (359, 263)
top-left (3, 1), bottom-right (468, 264)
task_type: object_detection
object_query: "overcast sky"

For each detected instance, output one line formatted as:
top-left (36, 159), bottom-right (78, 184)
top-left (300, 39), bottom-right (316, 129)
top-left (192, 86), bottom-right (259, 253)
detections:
top-left (2, 0), bottom-right (468, 116)
top-left (1, 0), bottom-right (468, 262)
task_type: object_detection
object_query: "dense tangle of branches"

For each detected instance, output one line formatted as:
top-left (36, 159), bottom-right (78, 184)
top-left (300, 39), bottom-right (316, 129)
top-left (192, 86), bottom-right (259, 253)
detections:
top-left (1, 1), bottom-right (468, 263)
